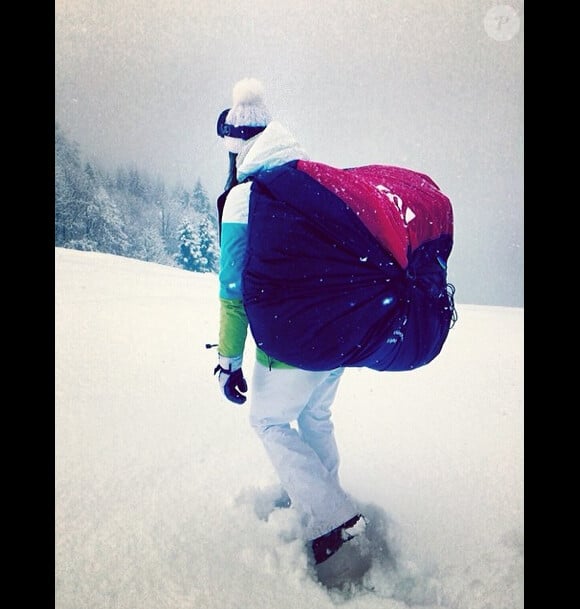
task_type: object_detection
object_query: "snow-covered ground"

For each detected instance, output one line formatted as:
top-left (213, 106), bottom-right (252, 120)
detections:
top-left (55, 247), bottom-right (523, 608)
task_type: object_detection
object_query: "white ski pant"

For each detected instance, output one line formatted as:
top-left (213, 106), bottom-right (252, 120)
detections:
top-left (249, 361), bottom-right (358, 541)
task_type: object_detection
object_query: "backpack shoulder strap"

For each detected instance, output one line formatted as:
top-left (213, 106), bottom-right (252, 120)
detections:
top-left (216, 189), bottom-right (230, 242)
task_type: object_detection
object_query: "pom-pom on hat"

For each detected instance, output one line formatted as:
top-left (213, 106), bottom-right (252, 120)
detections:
top-left (217, 78), bottom-right (272, 154)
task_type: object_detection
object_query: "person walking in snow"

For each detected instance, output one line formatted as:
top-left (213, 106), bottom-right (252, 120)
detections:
top-left (213, 78), bottom-right (368, 574)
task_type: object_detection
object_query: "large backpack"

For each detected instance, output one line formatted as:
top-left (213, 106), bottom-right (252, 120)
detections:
top-left (239, 159), bottom-right (456, 372)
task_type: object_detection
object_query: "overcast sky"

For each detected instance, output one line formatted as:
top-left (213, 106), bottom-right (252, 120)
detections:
top-left (55, 0), bottom-right (524, 307)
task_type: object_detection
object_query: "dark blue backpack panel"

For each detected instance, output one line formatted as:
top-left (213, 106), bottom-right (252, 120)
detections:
top-left (242, 161), bottom-right (454, 372)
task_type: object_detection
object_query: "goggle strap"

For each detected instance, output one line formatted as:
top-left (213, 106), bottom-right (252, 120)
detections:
top-left (217, 108), bottom-right (266, 140)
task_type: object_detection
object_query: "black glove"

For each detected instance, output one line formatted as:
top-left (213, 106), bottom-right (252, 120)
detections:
top-left (214, 355), bottom-right (248, 405)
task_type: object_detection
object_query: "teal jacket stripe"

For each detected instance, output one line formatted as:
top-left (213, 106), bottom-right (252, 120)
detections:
top-left (219, 222), bottom-right (247, 300)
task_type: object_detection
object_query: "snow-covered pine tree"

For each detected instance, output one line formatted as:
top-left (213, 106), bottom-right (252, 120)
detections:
top-left (174, 217), bottom-right (219, 273)
top-left (55, 123), bottom-right (93, 248)
top-left (191, 179), bottom-right (212, 216)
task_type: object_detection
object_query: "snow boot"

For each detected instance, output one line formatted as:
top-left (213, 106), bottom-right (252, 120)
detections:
top-left (311, 514), bottom-right (372, 588)
top-left (311, 514), bottom-right (365, 564)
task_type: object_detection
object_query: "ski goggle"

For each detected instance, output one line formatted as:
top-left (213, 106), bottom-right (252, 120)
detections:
top-left (216, 108), bottom-right (266, 140)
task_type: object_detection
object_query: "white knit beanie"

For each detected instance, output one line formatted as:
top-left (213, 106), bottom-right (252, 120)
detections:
top-left (218, 78), bottom-right (272, 154)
